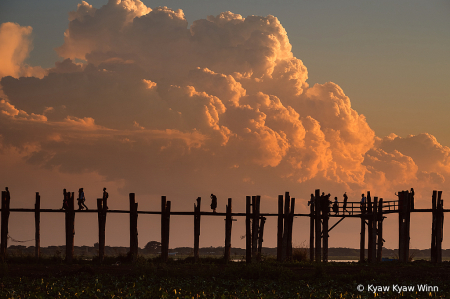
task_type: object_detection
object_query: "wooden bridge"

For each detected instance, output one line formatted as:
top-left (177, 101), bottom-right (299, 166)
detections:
top-left (0, 189), bottom-right (446, 263)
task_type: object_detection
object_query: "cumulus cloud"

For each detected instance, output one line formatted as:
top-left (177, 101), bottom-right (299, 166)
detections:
top-left (1, 0), bottom-right (449, 208)
top-left (0, 22), bottom-right (46, 79)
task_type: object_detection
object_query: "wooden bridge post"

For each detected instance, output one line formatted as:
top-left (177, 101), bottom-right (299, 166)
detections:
top-left (129, 193), bottom-right (138, 261)
top-left (65, 192), bottom-right (75, 264)
top-left (161, 196), bottom-right (167, 261)
top-left (194, 197), bottom-right (201, 262)
top-left (255, 195), bottom-right (261, 261)
top-left (277, 194), bottom-right (283, 262)
top-left (251, 196), bottom-right (259, 262)
top-left (1, 190), bottom-right (11, 260)
top-left (376, 198), bottom-right (383, 262)
top-left (436, 191), bottom-right (443, 263)
top-left (35, 192), bottom-right (40, 259)
top-left (288, 197), bottom-right (295, 260)
top-left (165, 201), bottom-right (171, 260)
top-left (97, 197), bottom-right (107, 262)
top-left (431, 191), bottom-right (437, 263)
top-left (309, 194), bottom-right (314, 262)
top-left (369, 197), bottom-right (378, 263)
top-left (258, 216), bottom-right (266, 260)
top-left (224, 198), bottom-right (232, 262)
top-left (367, 192), bottom-right (373, 263)
top-left (405, 191), bottom-right (411, 262)
top-left (398, 191), bottom-right (403, 262)
top-left (322, 194), bottom-right (328, 263)
top-left (246, 196), bottom-right (251, 263)
top-left (160, 197), bottom-right (170, 262)
top-left (398, 191), bottom-right (410, 262)
top-left (282, 192), bottom-right (290, 261)
top-left (314, 189), bottom-right (321, 262)
top-left (359, 194), bottom-right (366, 263)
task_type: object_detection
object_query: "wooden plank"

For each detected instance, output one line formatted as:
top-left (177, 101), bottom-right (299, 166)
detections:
top-left (35, 192), bottom-right (40, 259)
top-left (0, 209), bottom-right (315, 216)
top-left (282, 192), bottom-right (290, 261)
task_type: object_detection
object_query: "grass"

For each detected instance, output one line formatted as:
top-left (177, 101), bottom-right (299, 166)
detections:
top-left (1, 255), bottom-right (450, 298)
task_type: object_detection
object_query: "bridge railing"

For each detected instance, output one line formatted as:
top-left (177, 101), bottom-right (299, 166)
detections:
top-left (382, 200), bottom-right (398, 212)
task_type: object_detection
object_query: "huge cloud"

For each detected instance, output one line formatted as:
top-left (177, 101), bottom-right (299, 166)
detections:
top-left (1, 0), bottom-right (448, 206)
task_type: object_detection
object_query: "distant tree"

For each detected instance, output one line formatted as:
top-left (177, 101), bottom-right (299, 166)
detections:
top-left (144, 241), bottom-right (161, 253)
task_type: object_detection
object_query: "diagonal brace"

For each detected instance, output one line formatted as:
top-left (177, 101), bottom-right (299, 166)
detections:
top-left (321, 216), bottom-right (346, 237)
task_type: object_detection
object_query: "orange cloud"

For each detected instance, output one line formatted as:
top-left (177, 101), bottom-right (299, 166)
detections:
top-left (0, 22), bottom-right (46, 79)
top-left (1, 1), bottom-right (449, 206)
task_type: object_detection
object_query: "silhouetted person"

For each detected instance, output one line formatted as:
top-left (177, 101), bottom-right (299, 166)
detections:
top-left (343, 192), bottom-right (348, 213)
top-left (102, 188), bottom-right (109, 209)
top-left (210, 193), bottom-right (217, 213)
top-left (326, 193), bottom-right (332, 214)
top-left (332, 197), bottom-right (339, 215)
top-left (360, 193), bottom-right (366, 213)
top-left (61, 189), bottom-right (69, 210)
top-left (308, 194), bottom-right (314, 207)
top-left (320, 192), bottom-right (326, 214)
top-left (77, 188), bottom-right (88, 210)
top-left (5, 187), bottom-right (10, 201)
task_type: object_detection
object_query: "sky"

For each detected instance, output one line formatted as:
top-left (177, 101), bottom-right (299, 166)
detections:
top-left (0, 0), bottom-right (449, 252)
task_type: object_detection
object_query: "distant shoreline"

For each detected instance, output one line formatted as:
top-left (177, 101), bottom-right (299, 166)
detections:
top-left (6, 244), bottom-right (450, 260)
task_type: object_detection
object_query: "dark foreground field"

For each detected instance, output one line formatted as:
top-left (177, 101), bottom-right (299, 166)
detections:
top-left (1, 257), bottom-right (450, 298)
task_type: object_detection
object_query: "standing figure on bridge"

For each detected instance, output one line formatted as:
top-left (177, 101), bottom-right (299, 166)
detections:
top-left (332, 197), bottom-right (339, 215)
top-left (210, 193), bottom-right (217, 213)
top-left (320, 192), bottom-right (327, 214)
top-left (61, 189), bottom-right (69, 210)
top-left (77, 188), bottom-right (88, 210)
top-left (308, 194), bottom-right (315, 207)
top-left (4, 187), bottom-right (10, 202)
top-left (343, 192), bottom-right (348, 214)
top-left (360, 193), bottom-right (366, 213)
top-left (326, 193), bottom-right (332, 214)
top-left (102, 188), bottom-right (109, 210)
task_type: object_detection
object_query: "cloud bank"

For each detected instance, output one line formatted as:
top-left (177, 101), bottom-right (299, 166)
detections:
top-left (1, 0), bottom-right (449, 207)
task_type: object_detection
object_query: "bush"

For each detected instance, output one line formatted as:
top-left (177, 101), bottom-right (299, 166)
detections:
top-left (292, 247), bottom-right (308, 262)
